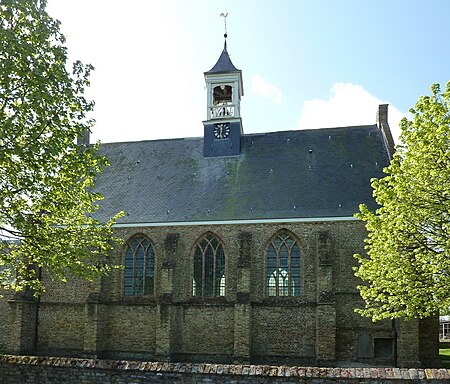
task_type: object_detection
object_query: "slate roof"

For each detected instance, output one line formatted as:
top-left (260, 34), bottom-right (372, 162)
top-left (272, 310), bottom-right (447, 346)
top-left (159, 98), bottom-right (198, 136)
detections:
top-left (94, 125), bottom-right (390, 225)
top-left (205, 41), bottom-right (241, 74)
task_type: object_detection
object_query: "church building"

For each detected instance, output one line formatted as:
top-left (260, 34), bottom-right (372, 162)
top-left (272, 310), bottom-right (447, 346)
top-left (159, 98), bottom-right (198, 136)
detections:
top-left (0, 36), bottom-right (439, 368)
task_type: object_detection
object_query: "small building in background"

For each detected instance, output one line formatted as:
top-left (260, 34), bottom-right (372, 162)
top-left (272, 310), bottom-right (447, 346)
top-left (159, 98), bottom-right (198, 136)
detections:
top-left (440, 316), bottom-right (450, 340)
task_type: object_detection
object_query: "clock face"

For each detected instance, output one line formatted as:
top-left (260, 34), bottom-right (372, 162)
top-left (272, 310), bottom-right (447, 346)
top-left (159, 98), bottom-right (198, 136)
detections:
top-left (213, 123), bottom-right (230, 139)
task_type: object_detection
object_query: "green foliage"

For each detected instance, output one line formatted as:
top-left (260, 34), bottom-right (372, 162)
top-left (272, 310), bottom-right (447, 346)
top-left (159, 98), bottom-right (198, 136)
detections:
top-left (355, 81), bottom-right (450, 321)
top-left (0, 0), bottom-right (122, 295)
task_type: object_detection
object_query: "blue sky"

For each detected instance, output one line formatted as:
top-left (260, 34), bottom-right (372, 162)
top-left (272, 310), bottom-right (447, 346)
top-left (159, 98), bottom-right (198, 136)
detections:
top-left (46, 0), bottom-right (450, 144)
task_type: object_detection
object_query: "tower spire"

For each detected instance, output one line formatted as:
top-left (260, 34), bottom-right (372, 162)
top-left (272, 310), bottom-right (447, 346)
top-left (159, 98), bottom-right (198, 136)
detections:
top-left (205, 13), bottom-right (241, 75)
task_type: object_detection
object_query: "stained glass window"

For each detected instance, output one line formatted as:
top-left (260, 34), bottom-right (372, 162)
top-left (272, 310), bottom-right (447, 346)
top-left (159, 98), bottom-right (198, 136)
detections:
top-left (266, 231), bottom-right (301, 297)
top-left (124, 235), bottom-right (154, 296)
top-left (193, 234), bottom-right (225, 297)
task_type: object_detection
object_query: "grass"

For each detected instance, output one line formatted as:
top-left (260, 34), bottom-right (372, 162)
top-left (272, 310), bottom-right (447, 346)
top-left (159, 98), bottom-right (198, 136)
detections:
top-left (439, 349), bottom-right (450, 368)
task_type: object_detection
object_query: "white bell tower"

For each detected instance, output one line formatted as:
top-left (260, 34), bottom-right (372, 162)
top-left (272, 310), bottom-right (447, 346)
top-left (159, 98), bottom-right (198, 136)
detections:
top-left (204, 41), bottom-right (243, 123)
top-left (203, 14), bottom-right (244, 157)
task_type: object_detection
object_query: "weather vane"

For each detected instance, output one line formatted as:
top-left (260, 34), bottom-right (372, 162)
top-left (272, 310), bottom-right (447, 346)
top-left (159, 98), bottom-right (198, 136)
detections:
top-left (220, 12), bottom-right (228, 38)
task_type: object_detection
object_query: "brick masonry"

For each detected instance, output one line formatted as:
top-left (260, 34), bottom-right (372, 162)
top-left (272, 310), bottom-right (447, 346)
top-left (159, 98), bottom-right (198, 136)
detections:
top-left (0, 220), bottom-right (440, 367)
top-left (0, 355), bottom-right (449, 384)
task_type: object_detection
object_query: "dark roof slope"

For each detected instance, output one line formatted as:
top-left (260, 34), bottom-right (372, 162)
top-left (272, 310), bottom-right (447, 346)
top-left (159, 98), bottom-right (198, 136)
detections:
top-left (94, 125), bottom-right (390, 224)
top-left (205, 42), bottom-right (240, 74)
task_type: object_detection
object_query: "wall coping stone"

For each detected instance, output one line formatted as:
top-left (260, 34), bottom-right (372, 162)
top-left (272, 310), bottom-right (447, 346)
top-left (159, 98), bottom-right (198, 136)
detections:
top-left (0, 355), bottom-right (449, 381)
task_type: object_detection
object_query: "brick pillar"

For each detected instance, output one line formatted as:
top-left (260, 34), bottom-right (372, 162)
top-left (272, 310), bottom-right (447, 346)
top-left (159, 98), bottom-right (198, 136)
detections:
top-left (155, 266), bottom-right (173, 359)
top-left (155, 234), bottom-right (178, 360)
top-left (83, 293), bottom-right (101, 357)
top-left (315, 231), bottom-right (336, 364)
top-left (419, 316), bottom-right (440, 368)
top-left (396, 318), bottom-right (421, 367)
top-left (7, 293), bottom-right (38, 355)
top-left (233, 232), bottom-right (252, 363)
top-left (316, 305), bottom-right (336, 363)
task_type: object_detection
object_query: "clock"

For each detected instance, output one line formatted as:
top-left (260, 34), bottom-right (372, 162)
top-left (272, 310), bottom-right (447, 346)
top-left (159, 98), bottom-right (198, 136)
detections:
top-left (213, 123), bottom-right (230, 139)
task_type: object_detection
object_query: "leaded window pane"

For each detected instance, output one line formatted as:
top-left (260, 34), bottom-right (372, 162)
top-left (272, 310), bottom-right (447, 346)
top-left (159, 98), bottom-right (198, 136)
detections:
top-left (279, 269), bottom-right (289, 296)
top-left (193, 248), bottom-right (202, 296)
top-left (279, 247), bottom-right (288, 268)
top-left (266, 232), bottom-right (301, 297)
top-left (124, 235), bottom-right (155, 296)
top-left (268, 271), bottom-right (277, 297)
top-left (144, 277), bottom-right (154, 295)
top-left (204, 246), bottom-right (214, 296)
top-left (192, 278), bottom-right (197, 296)
top-left (135, 272), bottom-right (143, 295)
top-left (273, 238), bottom-right (282, 249)
top-left (193, 234), bottom-right (226, 297)
top-left (219, 275), bottom-right (226, 296)
top-left (124, 277), bottom-right (133, 296)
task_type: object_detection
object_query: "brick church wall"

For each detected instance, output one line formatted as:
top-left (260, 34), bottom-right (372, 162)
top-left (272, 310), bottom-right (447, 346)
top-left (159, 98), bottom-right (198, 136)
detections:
top-left (251, 304), bottom-right (316, 362)
top-left (0, 291), bottom-right (20, 353)
top-left (173, 304), bottom-right (234, 361)
top-left (37, 303), bottom-right (85, 355)
top-left (0, 220), bottom-right (439, 367)
top-left (98, 304), bottom-right (157, 359)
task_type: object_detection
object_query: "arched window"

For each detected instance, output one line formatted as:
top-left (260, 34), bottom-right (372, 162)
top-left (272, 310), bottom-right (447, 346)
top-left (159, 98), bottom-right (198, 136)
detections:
top-left (213, 85), bottom-right (232, 105)
top-left (124, 235), bottom-right (154, 296)
top-left (266, 231), bottom-right (301, 297)
top-left (193, 234), bottom-right (225, 297)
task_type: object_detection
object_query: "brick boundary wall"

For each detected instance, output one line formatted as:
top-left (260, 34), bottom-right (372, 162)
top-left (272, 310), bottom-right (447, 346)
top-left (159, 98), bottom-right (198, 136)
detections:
top-left (0, 355), bottom-right (449, 383)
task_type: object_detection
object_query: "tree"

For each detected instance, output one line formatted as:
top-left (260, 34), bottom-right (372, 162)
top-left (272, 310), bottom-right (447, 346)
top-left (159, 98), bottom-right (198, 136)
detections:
top-left (355, 82), bottom-right (450, 321)
top-left (0, 0), bottom-right (122, 295)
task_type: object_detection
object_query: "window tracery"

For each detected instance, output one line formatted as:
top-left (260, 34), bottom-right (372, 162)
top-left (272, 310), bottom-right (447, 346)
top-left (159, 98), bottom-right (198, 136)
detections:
top-left (124, 235), bottom-right (154, 296)
top-left (266, 231), bottom-right (301, 297)
top-left (193, 234), bottom-right (225, 297)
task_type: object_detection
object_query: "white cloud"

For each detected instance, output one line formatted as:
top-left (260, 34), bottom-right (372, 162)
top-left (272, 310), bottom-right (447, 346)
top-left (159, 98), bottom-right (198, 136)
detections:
top-left (251, 74), bottom-right (283, 105)
top-left (297, 83), bottom-right (405, 142)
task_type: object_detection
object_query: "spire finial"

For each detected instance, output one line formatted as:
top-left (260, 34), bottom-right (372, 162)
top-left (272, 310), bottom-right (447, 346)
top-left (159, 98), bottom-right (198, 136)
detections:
top-left (220, 12), bottom-right (228, 39)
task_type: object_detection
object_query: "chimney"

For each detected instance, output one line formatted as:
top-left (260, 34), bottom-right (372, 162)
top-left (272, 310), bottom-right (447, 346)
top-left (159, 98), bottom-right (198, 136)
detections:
top-left (77, 130), bottom-right (90, 146)
top-left (376, 104), bottom-right (395, 159)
